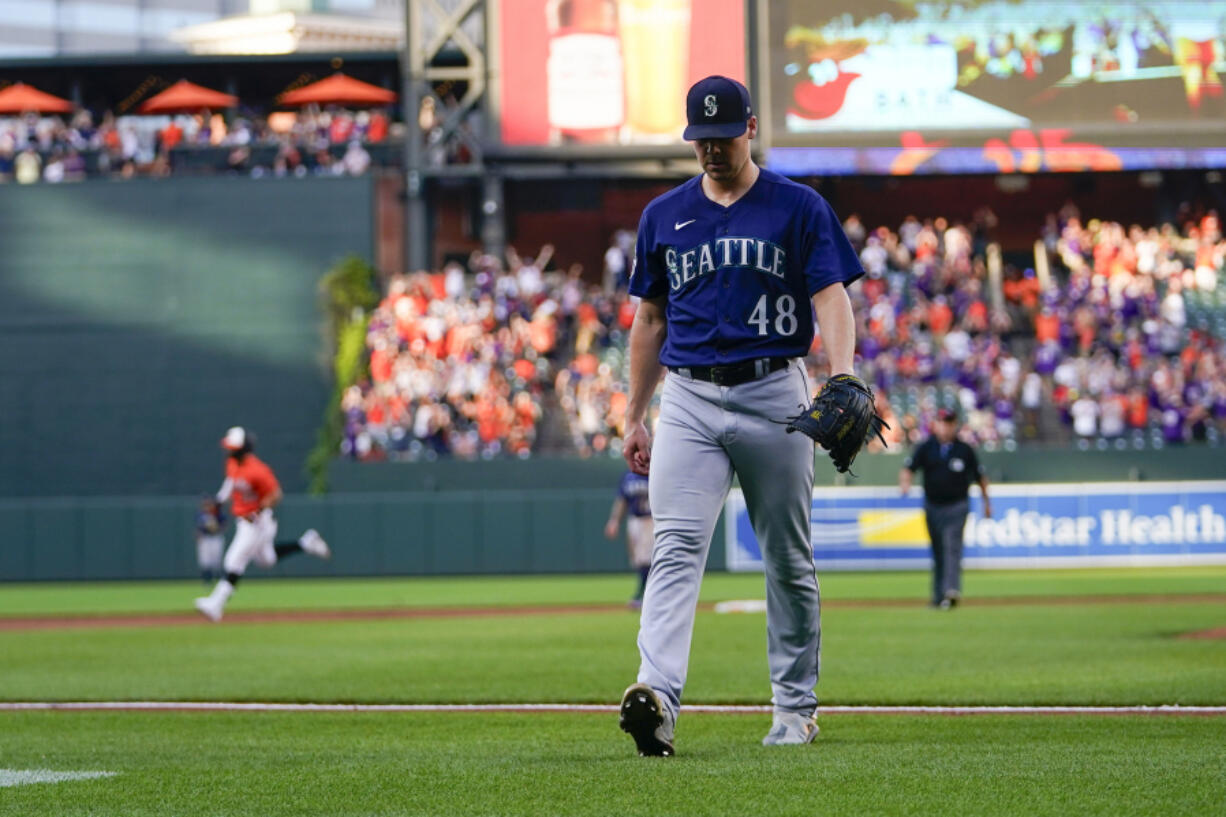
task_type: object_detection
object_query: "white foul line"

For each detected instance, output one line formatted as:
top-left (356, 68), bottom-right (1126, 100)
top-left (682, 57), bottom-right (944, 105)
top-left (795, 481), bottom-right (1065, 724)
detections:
top-left (1, 702), bottom-right (1224, 716)
top-left (0, 769), bottom-right (116, 788)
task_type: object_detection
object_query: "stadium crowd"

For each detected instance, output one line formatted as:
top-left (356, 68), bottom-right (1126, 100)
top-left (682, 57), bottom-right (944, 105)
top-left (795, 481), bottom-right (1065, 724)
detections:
top-left (341, 205), bottom-right (1225, 462)
top-left (0, 90), bottom-right (486, 183)
top-left (840, 205), bottom-right (1225, 452)
top-left (0, 106), bottom-right (398, 182)
top-left (1035, 209), bottom-right (1225, 447)
top-left (342, 246), bottom-right (567, 462)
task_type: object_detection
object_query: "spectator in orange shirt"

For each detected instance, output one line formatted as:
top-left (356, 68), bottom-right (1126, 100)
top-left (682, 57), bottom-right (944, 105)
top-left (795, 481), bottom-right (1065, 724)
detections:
top-left (369, 339), bottom-right (394, 383)
top-left (1002, 266), bottom-right (1040, 313)
top-left (368, 109), bottom-right (389, 142)
top-left (927, 296), bottom-right (954, 336)
top-left (1034, 307), bottom-right (1060, 344)
top-left (160, 120), bottom-right (183, 152)
top-left (1126, 388), bottom-right (1149, 430)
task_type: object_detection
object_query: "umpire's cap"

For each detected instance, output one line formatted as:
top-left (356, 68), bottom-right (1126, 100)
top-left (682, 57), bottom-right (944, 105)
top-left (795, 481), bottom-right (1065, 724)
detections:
top-left (937, 408), bottom-right (959, 422)
top-left (683, 75), bottom-right (753, 141)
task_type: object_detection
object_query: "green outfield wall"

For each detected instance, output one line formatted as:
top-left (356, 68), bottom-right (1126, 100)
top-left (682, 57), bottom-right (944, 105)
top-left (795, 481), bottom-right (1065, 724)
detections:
top-left (0, 489), bottom-right (635, 581)
top-left (1, 448), bottom-right (1222, 582)
top-left (324, 446), bottom-right (1226, 492)
top-left (0, 176), bottom-right (373, 499)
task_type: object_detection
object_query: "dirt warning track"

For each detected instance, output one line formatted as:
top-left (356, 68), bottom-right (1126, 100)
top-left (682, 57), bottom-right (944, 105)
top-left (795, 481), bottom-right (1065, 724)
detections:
top-left (1179, 626), bottom-right (1226, 640)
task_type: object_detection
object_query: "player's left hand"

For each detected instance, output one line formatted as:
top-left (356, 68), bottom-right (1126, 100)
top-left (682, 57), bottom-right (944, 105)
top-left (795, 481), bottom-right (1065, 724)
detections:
top-left (785, 374), bottom-right (889, 474)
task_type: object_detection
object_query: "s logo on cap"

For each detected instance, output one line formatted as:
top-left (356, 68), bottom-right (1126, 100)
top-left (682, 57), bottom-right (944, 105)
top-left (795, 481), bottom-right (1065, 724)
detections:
top-left (704, 94), bottom-right (718, 117)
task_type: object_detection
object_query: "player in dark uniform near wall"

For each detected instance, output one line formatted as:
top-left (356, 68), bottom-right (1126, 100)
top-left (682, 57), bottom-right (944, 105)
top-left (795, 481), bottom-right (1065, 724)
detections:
top-left (194, 496), bottom-right (226, 583)
top-left (617, 75), bottom-right (867, 756)
top-left (604, 469), bottom-right (653, 608)
top-left (899, 408), bottom-right (993, 609)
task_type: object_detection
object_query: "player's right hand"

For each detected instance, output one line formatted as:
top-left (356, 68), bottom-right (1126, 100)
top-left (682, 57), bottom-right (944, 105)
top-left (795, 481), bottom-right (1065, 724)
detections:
top-left (623, 422), bottom-right (652, 476)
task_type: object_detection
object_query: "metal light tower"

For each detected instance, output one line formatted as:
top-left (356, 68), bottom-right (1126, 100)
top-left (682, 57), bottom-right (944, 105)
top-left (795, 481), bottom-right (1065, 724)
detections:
top-left (402, 0), bottom-right (492, 271)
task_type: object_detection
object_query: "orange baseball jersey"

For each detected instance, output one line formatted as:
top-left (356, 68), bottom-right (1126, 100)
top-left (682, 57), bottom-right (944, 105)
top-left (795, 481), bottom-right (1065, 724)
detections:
top-left (225, 455), bottom-right (280, 518)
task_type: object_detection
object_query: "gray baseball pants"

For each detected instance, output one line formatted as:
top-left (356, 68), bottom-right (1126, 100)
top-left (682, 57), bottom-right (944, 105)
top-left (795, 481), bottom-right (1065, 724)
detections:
top-left (925, 499), bottom-right (969, 605)
top-left (637, 362), bottom-right (820, 723)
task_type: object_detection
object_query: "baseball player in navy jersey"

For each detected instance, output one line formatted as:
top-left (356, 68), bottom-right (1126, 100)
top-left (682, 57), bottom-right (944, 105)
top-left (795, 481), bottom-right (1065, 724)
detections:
top-left (604, 469), bottom-right (653, 608)
top-left (617, 76), bottom-right (864, 756)
top-left (194, 496), bottom-right (226, 583)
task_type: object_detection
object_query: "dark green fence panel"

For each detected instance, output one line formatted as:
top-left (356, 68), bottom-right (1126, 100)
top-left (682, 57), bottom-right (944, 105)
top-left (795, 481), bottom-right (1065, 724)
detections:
top-left (430, 495), bottom-right (484, 575)
top-left (328, 457), bottom-right (631, 493)
top-left (576, 496), bottom-right (613, 573)
top-left (129, 502), bottom-right (195, 579)
top-left (378, 498), bottom-right (430, 575)
top-left (324, 497), bottom-right (384, 577)
top-left (3, 446), bottom-right (1225, 582)
top-left (0, 505), bottom-right (31, 578)
top-left (29, 503), bottom-right (80, 580)
top-left (491, 495), bottom-right (535, 573)
top-left (86, 503), bottom-right (135, 580)
top-left (328, 447), bottom-right (1226, 494)
top-left (0, 176), bottom-right (373, 498)
top-left (0, 487), bottom-right (678, 581)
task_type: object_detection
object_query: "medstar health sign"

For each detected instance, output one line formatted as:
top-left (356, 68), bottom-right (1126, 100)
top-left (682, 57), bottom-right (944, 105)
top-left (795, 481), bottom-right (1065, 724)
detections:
top-left (726, 482), bottom-right (1226, 571)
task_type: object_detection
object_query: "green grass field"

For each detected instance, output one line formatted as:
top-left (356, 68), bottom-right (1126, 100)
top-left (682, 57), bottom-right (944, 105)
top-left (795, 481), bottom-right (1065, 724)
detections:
top-left (2, 568), bottom-right (1224, 816)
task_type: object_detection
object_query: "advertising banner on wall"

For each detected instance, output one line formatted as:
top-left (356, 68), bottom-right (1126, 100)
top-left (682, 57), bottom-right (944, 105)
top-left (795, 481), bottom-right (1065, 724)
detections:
top-left (497, 0), bottom-right (745, 146)
top-left (766, 0), bottom-right (1226, 174)
top-left (726, 482), bottom-right (1226, 571)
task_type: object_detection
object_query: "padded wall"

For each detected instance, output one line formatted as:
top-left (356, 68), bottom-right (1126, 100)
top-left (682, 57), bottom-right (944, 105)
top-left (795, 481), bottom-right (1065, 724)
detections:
top-left (0, 176), bottom-right (373, 497)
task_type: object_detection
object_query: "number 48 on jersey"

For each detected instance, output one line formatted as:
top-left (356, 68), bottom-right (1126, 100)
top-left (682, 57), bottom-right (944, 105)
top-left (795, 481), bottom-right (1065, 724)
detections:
top-left (748, 293), bottom-right (798, 337)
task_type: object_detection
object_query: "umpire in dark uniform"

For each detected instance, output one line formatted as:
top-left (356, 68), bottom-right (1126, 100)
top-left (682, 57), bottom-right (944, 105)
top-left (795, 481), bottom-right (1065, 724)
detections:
top-left (898, 408), bottom-right (992, 609)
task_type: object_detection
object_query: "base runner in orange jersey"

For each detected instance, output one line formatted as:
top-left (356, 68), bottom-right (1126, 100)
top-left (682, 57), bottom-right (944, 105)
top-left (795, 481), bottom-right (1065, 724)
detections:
top-left (193, 427), bottom-right (333, 622)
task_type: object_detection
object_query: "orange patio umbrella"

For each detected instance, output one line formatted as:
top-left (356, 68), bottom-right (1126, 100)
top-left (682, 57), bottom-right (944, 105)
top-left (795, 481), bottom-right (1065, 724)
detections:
top-left (138, 80), bottom-right (237, 114)
top-left (0, 83), bottom-right (73, 114)
top-left (279, 73), bottom-right (397, 107)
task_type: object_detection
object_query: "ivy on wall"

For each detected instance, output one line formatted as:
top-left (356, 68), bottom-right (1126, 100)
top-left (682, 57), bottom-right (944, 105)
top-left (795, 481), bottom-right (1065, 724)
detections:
top-left (306, 255), bottom-right (379, 494)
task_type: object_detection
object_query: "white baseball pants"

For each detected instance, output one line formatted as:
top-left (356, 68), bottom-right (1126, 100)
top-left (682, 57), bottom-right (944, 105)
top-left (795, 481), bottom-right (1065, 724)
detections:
top-left (626, 516), bottom-right (654, 568)
top-left (196, 534), bottom-right (224, 572)
top-left (637, 362), bottom-right (820, 722)
top-left (222, 509), bottom-right (279, 575)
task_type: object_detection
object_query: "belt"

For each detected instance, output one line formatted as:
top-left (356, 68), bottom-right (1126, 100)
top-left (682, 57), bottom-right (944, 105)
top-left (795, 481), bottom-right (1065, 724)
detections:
top-left (670, 357), bottom-right (790, 387)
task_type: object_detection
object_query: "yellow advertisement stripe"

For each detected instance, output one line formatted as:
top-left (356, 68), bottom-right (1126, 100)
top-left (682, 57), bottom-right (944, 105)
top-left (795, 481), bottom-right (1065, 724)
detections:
top-left (857, 510), bottom-right (929, 548)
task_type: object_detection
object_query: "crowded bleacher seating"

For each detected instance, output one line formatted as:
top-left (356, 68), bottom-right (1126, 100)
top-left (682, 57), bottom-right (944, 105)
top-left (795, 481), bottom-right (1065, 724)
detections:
top-left (344, 247), bottom-right (566, 461)
top-left (341, 205), bottom-right (1226, 461)
top-left (835, 205), bottom-right (1224, 452)
top-left (0, 106), bottom-right (402, 182)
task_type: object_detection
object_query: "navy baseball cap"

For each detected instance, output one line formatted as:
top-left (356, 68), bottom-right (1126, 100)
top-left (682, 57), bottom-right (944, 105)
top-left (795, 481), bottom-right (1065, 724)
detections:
top-left (937, 408), bottom-right (959, 422)
top-left (683, 75), bottom-right (753, 141)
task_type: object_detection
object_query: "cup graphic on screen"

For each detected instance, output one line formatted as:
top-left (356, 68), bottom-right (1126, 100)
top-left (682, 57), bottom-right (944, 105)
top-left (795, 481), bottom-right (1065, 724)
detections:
top-left (619, 0), bottom-right (691, 138)
top-left (546, 0), bottom-right (625, 143)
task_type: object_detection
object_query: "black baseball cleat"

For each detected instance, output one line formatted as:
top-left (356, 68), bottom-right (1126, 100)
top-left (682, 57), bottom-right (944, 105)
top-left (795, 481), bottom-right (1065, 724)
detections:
top-left (619, 683), bottom-right (675, 757)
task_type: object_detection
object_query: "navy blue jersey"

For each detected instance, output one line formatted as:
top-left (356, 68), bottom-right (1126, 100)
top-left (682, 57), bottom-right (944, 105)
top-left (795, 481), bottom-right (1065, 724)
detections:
top-left (618, 471), bottom-right (651, 518)
top-left (629, 168), bottom-right (863, 367)
top-left (195, 508), bottom-right (225, 536)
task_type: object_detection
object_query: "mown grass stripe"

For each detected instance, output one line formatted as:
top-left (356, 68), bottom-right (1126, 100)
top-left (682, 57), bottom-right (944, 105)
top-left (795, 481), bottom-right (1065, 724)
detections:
top-left (3, 702), bottom-right (1225, 715)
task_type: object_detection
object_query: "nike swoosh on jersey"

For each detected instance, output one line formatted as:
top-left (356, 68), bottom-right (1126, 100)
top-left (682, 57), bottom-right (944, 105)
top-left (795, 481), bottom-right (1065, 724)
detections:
top-left (674, 219), bottom-right (696, 230)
